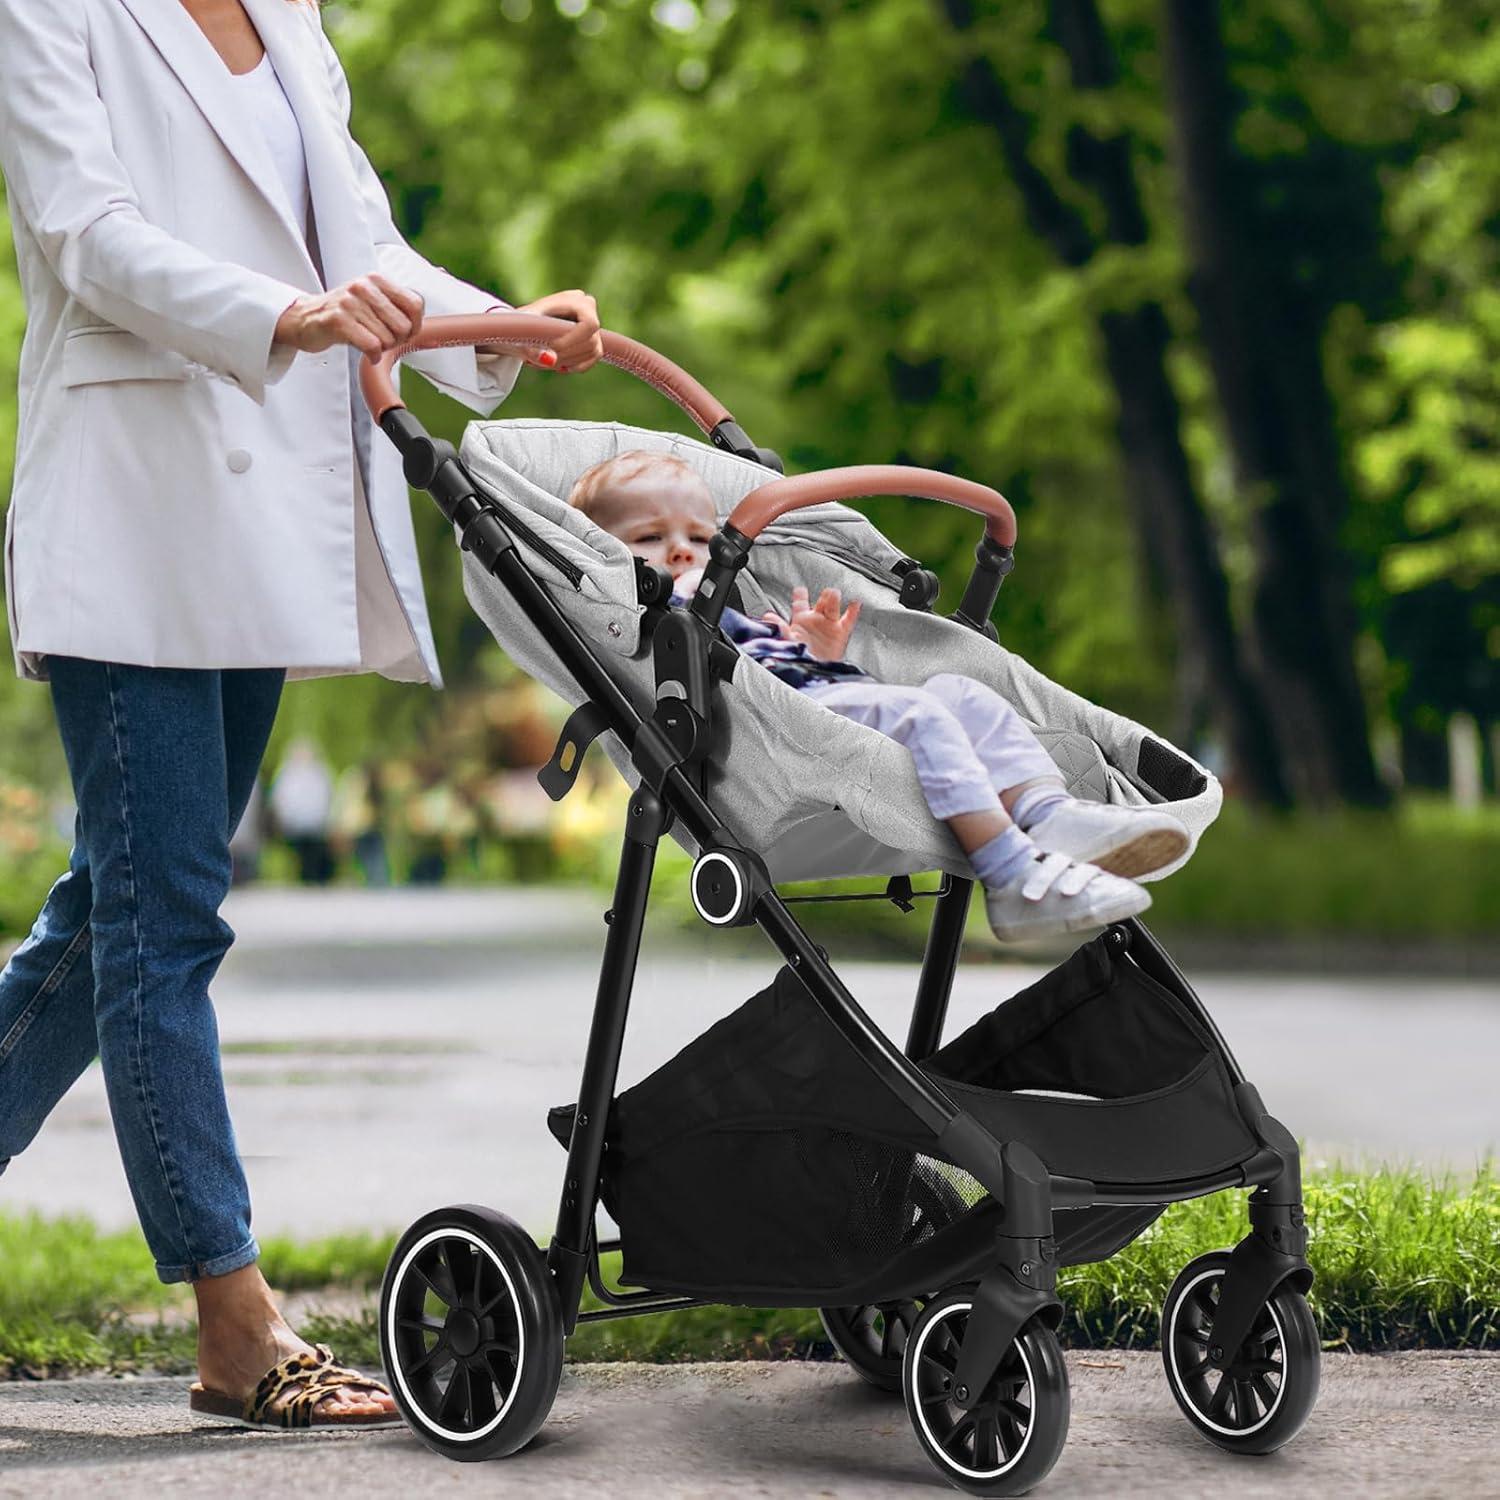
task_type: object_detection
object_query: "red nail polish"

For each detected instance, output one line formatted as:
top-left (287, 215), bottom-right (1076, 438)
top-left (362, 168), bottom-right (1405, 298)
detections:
top-left (539, 350), bottom-right (558, 368)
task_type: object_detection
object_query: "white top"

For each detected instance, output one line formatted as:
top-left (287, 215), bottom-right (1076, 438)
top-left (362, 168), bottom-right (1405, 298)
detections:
top-left (232, 53), bottom-right (312, 241)
top-left (1, 0), bottom-right (522, 688)
top-left (233, 51), bottom-right (420, 680)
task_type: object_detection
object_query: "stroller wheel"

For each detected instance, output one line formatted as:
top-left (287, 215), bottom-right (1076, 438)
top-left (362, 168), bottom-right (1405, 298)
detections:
top-left (820, 1169), bottom-right (973, 1392)
top-left (1161, 1250), bottom-right (1320, 1455)
top-left (902, 1287), bottom-right (1070, 1496)
top-left (819, 1301), bottom-right (922, 1392)
top-left (379, 1204), bottom-right (564, 1462)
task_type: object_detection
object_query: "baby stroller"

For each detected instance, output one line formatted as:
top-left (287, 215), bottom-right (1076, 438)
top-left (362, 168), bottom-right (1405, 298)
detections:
top-left (360, 314), bottom-right (1319, 1495)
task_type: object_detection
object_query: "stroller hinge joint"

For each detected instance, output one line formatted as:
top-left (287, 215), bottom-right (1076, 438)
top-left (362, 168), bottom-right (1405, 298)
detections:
top-left (709, 418), bottom-right (784, 473)
top-left (546, 1238), bottom-right (592, 1335)
top-left (893, 558), bottom-right (942, 612)
top-left (952, 535), bottom-right (1015, 638)
top-left (632, 717), bottom-right (694, 795)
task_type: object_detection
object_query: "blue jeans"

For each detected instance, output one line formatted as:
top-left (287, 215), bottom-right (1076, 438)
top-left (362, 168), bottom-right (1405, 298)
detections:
top-left (0, 659), bottom-right (284, 1283)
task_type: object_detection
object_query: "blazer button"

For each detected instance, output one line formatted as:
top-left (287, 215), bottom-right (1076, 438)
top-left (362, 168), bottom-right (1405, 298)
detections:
top-left (227, 449), bottom-right (253, 474)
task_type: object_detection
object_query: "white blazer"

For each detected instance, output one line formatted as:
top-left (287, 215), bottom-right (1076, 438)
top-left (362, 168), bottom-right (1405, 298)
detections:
top-left (0, 0), bottom-right (523, 686)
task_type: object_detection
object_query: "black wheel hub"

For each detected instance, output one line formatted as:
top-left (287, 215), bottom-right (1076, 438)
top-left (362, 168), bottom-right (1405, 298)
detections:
top-left (390, 1235), bottom-right (523, 1435)
top-left (446, 1308), bottom-right (482, 1359)
top-left (1171, 1273), bottom-right (1284, 1432)
top-left (848, 1301), bottom-right (921, 1362)
top-left (911, 1306), bottom-right (1034, 1475)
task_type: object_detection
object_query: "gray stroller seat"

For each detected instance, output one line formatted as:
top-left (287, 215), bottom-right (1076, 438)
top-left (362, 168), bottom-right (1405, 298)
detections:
top-left (458, 418), bottom-right (1220, 885)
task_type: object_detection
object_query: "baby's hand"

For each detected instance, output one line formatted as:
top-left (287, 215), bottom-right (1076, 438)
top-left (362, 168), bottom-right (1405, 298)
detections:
top-left (763, 585), bottom-right (861, 661)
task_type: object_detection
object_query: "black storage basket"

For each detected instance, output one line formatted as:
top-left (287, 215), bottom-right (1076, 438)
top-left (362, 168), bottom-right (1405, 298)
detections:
top-left (550, 934), bottom-right (1258, 1305)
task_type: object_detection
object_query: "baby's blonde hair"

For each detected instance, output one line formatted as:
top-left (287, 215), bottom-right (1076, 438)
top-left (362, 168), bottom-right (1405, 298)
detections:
top-left (566, 451), bottom-right (709, 523)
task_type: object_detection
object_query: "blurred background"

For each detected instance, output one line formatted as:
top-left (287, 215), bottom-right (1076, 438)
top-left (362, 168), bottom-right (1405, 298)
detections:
top-left (2, 0), bottom-right (1497, 957)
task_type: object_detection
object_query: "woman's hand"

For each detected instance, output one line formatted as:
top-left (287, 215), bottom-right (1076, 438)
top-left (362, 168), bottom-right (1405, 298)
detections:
top-left (273, 275), bottom-right (424, 357)
top-left (763, 585), bottom-right (861, 661)
top-left (497, 289), bottom-right (603, 373)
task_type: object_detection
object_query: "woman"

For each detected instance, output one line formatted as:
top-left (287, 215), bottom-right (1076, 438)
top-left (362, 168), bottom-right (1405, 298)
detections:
top-left (0, 0), bottom-right (602, 1428)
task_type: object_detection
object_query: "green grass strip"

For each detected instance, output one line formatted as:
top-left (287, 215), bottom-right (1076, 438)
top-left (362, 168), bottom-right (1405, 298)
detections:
top-left (2, 1164), bottom-right (1493, 1378)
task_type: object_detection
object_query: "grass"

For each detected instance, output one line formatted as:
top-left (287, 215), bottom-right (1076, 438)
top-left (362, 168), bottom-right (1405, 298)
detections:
top-left (2, 1164), bottom-right (1493, 1378)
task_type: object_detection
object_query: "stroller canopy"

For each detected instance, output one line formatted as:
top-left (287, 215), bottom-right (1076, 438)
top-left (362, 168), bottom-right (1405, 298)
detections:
top-left (459, 419), bottom-right (1221, 884)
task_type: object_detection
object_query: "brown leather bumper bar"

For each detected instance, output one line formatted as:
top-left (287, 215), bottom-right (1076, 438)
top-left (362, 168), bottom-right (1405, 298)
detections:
top-left (728, 465), bottom-right (1017, 548)
top-left (357, 312), bottom-right (733, 436)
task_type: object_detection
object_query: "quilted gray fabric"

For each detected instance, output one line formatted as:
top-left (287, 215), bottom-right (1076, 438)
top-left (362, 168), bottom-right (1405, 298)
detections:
top-left (457, 419), bottom-right (1221, 883)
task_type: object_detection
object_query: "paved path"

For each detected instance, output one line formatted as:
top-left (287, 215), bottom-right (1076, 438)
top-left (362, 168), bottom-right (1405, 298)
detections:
top-left (2, 886), bottom-right (1495, 1242)
top-left (0, 1354), bottom-right (1494, 1498)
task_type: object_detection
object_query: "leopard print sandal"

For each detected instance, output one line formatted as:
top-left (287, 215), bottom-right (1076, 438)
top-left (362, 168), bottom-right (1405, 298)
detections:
top-left (190, 1342), bottom-right (403, 1431)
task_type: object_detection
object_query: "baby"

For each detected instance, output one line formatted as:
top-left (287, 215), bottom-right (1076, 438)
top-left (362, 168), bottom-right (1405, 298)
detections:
top-left (567, 451), bottom-right (1189, 942)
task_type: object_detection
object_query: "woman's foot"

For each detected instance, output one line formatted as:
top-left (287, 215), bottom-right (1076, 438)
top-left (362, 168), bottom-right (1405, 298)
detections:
top-left (193, 1263), bottom-right (396, 1425)
top-left (1025, 801), bottom-right (1189, 879)
top-left (984, 852), bottom-right (1150, 941)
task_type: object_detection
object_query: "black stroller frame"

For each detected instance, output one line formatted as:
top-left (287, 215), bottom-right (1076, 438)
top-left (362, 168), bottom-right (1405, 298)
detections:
top-left (362, 315), bottom-right (1319, 1495)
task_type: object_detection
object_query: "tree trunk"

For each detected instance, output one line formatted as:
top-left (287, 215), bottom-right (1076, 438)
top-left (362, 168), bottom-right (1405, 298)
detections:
top-left (1160, 0), bottom-right (1388, 808)
top-left (940, 0), bottom-right (1290, 805)
top-left (1097, 302), bottom-right (1289, 803)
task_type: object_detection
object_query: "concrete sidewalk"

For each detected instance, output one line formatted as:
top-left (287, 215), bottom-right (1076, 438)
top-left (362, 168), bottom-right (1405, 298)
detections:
top-left (0, 1353), bottom-right (1495, 1499)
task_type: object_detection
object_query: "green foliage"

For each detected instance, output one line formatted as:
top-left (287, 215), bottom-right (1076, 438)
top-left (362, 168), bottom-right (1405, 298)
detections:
top-left (0, 774), bottom-right (68, 940)
top-left (2, 1164), bottom-right (1492, 1375)
top-left (1, 1), bottom-right (1496, 786)
top-left (0, 847), bottom-right (63, 942)
top-left (1139, 798), bottom-right (1500, 941)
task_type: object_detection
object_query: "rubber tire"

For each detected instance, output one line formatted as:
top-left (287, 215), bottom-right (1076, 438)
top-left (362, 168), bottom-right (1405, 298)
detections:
top-left (819, 1301), bottom-right (922, 1393)
top-left (819, 1172), bottom-right (972, 1392)
top-left (379, 1204), bottom-right (564, 1462)
top-left (902, 1287), bottom-right (1070, 1496)
top-left (1161, 1249), bottom-right (1320, 1456)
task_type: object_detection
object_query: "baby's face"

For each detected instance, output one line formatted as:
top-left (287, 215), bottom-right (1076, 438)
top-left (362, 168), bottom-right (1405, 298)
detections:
top-left (589, 472), bottom-right (718, 580)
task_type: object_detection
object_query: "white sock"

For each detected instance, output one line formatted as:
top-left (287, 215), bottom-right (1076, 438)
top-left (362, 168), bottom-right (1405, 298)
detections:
top-left (969, 825), bottom-right (1038, 890)
top-left (1009, 781), bottom-right (1070, 831)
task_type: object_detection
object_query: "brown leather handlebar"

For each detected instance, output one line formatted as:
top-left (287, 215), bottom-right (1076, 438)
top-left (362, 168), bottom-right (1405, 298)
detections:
top-left (728, 465), bottom-right (1016, 548)
top-left (360, 317), bottom-right (1016, 549)
top-left (357, 313), bottom-right (733, 436)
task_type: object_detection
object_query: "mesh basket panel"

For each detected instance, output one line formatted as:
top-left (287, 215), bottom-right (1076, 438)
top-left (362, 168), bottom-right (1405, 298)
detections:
top-left (612, 1123), bottom-right (985, 1296)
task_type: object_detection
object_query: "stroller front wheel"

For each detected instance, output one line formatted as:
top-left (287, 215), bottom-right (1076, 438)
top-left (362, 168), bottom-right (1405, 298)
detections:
top-left (1161, 1249), bottom-right (1320, 1455)
top-left (903, 1287), bottom-right (1070, 1496)
top-left (379, 1204), bottom-right (564, 1462)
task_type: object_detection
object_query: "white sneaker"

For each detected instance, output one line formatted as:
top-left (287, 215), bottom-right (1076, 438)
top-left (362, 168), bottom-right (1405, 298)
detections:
top-left (984, 853), bottom-right (1151, 942)
top-left (1026, 800), bottom-right (1189, 879)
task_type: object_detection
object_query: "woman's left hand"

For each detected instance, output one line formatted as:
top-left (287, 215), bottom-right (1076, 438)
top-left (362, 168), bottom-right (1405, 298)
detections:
top-left (764, 585), bottom-right (861, 661)
top-left (484, 289), bottom-right (602, 373)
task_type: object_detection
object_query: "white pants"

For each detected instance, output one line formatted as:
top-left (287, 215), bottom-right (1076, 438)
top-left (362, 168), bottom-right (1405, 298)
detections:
top-left (802, 673), bottom-right (1061, 821)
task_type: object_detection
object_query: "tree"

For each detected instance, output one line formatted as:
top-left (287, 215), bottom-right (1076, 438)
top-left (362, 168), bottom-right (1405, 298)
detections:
top-left (937, 0), bottom-right (1290, 804)
top-left (1161, 0), bottom-right (1390, 807)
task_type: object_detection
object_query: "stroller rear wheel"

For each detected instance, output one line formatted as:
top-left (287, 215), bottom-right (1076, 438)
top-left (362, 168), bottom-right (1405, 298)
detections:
top-left (1161, 1249), bottom-right (1320, 1455)
top-left (902, 1287), bottom-right (1070, 1496)
top-left (819, 1169), bottom-right (971, 1392)
top-left (379, 1204), bottom-right (564, 1462)
top-left (819, 1300), bottom-right (922, 1392)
